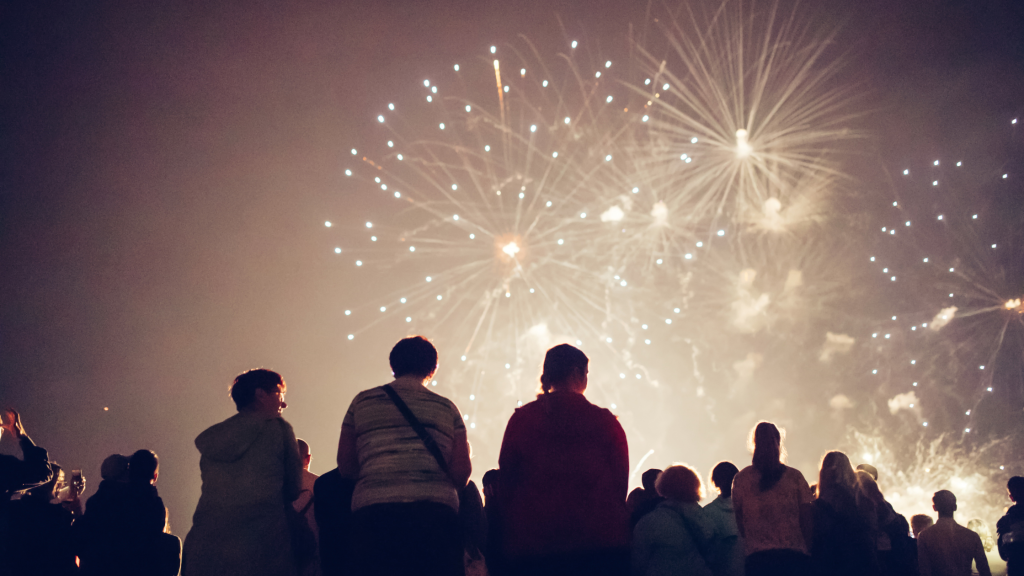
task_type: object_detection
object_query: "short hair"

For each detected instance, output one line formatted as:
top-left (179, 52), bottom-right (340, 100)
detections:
top-left (911, 514), bottom-right (934, 537)
top-left (230, 368), bottom-right (284, 410)
top-left (1008, 476), bottom-right (1024, 500)
top-left (856, 463), bottom-right (878, 481)
top-left (933, 489), bottom-right (957, 515)
top-left (711, 461), bottom-right (740, 497)
top-left (389, 336), bottom-right (438, 378)
top-left (641, 468), bottom-right (662, 492)
top-left (297, 439), bottom-right (311, 460)
top-left (129, 450), bottom-right (159, 484)
top-left (100, 454), bottom-right (130, 481)
top-left (656, 464), bottom-right (703, 503)
top-left (539, 344), bottom-right (588, 393)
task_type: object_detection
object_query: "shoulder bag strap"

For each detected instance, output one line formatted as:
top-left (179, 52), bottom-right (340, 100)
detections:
top-left (381, 384), bottom-right (455, 485)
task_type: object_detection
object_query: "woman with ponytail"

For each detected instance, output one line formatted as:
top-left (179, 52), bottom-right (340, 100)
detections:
top-left (732, 422), bottom-right (814, 576)
top-left (496, 344), bottom-right (630, 576)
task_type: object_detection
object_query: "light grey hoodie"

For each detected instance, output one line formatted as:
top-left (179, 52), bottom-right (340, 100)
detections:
top-left (182, 412), bottom-right (302, 576)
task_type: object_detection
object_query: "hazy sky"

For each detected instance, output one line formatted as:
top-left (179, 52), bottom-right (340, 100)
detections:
top-left (2, 0), bottom-right (1022, 536)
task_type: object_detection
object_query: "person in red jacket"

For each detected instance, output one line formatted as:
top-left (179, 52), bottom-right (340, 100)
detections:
top-left (497, 344), bottom-right (630, 576)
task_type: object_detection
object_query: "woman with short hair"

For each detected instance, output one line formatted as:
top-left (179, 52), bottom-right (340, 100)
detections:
top-left (182, 368), bottom-right (302, 576)
top-left (731, 422), bottom-right (814, 576)
top-left (336, 335), bottom-right (471, 576)
top-left (632, 464), bottom-right (717, 576)
top-left (497, 344), bottom-right (630, 576)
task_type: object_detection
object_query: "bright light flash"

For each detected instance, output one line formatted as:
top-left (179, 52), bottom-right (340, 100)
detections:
top-left (502, 242), bottom-right (520, 257)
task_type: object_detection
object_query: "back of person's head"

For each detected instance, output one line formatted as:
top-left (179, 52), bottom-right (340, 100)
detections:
top-left (230, 368), bottom-right (285, 410)
top-left (656, 464), bottom-right (703, 503)
top-left (932, 489), bottom-right (957, 516)
top-left (1008, 476), bottom-right (1024, 502)
top-left (539, 344), bottom-right (588, 394)
top-left (297, 438), bottom-right (311, 469)
top-left (641, 468), bottom-right (662, 492)
top-left (856, 469), bottom-right (884, 506)
top-left (100, 454), bottom-right (130, 482)
top-left (817, 451), bottom-right (857, 508)
top-left (749, 421), bottom-right (786, 492)
top-left (129, 449), bottom-right (159, 485)
top-left (389, 336), bottom-right (438, 379)
top-left (856, 463), bottom-right (878, 481)
top-left (711, 461), bottom-right (740, 498)
top-left (910, 513), bottom-right (934, 537)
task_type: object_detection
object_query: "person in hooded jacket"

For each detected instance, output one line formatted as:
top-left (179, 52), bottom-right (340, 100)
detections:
top-left (182, 368), bottom-right (303, 576)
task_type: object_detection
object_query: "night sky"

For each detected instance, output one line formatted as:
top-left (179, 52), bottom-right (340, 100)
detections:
top-left (2, 0), bottom-right (1022, 537)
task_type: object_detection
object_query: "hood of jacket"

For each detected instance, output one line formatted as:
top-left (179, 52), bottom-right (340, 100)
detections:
top-left (195, 412), bottom-right (278, 463)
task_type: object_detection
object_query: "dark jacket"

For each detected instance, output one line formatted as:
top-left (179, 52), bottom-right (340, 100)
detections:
top-left (0, 435), bottom-right (52, 499)
top-left (5, 496), bottom-right (78, 576)
top-left (75, 480), bottom-right (169, 576)
top-left (998, 503), bottom-right (1024, 576)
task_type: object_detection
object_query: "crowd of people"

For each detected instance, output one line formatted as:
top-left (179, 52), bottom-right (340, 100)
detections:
top-left (1, 335), bottom-right (1022, 576)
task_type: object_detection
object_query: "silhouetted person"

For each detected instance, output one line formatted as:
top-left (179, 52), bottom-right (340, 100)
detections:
top-left (5, 463), bottom-right (78, 576)
top-left (313, 468), bottom-right (355, 576)
top-left (809, 452), bottom-right (879, 576)
top-left (911, 514), bottom-right (934, 538)
top-left (917, 490), bottom-right (990, 576)
top-left (461, 480), bottom-right (488, 574)
top-left (732, 421), bottom-right (813, 576)
top-left (627, 469), bottom-right (665, 531)
top-left (0, 409), bottom-right (52, 500)
top-left (295, 439), bottom-right (321, 576)
top-left (182, 368), bottom-right (302, 576)
top-left (497, 344), bottom-right (630, 576)
top-left (77, 450), bottom-right (176, 575)
top-left (997, 476), bottom-right (1024, 575)
top-left (857, 472), bottom-right (914, 576)
top-left (632, 464), bottom-right (716, 576)
top-left (76, 454), bottom-right (130, 575)
top-left (482, 469), bottom-right (507, 576)
top-left (337, 336), bottom-right (470, 576)
top-left (856, 464), bottom-right (879, 481)
top-left (704, 461), bottom-right (744, 576)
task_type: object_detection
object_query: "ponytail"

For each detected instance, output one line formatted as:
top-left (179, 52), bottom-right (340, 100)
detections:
top-left (750, 422), bottom-right (786, 492)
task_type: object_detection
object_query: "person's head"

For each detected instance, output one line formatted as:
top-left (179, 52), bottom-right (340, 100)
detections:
top-left (297, 439), bottom-right (311, 470)
top-left (932, 489), bottom-right (957, 517)
top-left (656, 464), bottom-right (704, 503)
top-left (641, 468), bottom-right (663, 492)
top-left (910, 514), bottom-right (934, 537)
top-left (856, 470), bottom-right (884, 506)
top-left (389, 336), bottom-right (438, 381)
top-left (856, 463), bottom-right (878, 481)
top-left (749, 421), bottom-right (786, 491)
top-left (1007, 476), bottom-right (1024, 503)
top-left (482, 469), bottom-right (501, 500)
top-left (231, 368), bottom-right (287, 416)
top-left (539, 344), bottom-right (589, 395)
top-left (711, 461), bottom-right (740, 498)
top-left (817, 451), bottom-right (857, 504)
top-left (100, 454), bottom-right (130, 483)
top-left (129, 449), bottom-right (159, 486)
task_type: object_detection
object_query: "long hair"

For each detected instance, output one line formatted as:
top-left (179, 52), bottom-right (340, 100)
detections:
top-left (817, 451), bottom-right (858, 513)
top-left (749, 421), bottom-right (786, 492)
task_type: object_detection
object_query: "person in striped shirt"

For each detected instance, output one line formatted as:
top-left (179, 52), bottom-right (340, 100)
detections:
top-left (337, 335), bottom-right (471, 576)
